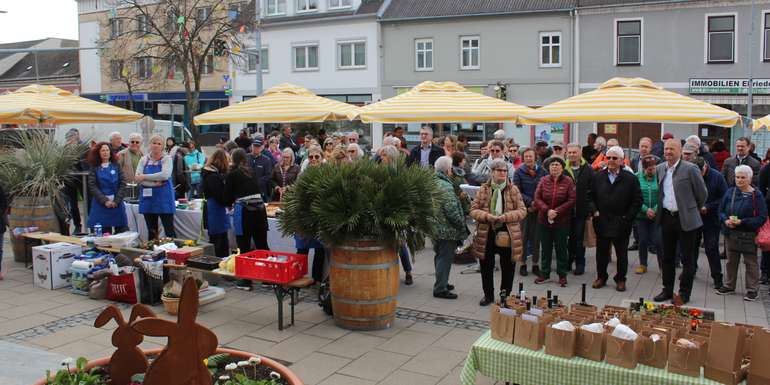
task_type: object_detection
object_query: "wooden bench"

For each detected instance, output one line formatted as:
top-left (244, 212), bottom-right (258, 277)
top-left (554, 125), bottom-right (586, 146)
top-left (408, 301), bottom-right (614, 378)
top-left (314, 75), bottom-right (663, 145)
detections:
top-left (165, 264), bottom-right (314, 331)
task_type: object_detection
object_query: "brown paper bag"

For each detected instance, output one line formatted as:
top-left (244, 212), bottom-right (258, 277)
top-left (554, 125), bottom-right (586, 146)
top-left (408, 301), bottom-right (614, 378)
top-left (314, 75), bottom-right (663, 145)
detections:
top-left (704, 323), bottom-right (746, 385)
top-left (576, 328), bottom-right (605, 361)
top-left (583, 217), bottom-right (596, 248)
top-left (748, 328), bottom-right (770, 385)
top-left (570, 303), bottom-right (598, 313)
top-left (637, 331), bottom-right (668, 369)
top-left (490, 305), bottom-right (517, 343)
top-left (513, 316), bottom-right (546, 351)
top-left (605, 334), bottom-right (639, 369)
top-left (668, 339), bottom-right (703, 377)
top-left (545, 325), bottom-right (577, 359)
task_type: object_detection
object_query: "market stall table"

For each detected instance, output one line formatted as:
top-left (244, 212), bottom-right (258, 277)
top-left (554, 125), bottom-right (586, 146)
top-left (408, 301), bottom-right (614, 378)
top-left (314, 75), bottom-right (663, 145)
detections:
top-left (461, 331), bottom-right (735, 385)
top-left (21, 231), bottom-right (121, 253)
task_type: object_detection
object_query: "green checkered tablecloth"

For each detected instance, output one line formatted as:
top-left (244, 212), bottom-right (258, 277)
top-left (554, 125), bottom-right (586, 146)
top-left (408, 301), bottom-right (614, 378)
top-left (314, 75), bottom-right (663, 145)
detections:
top-left (461, 331), bottom-right (744, 385)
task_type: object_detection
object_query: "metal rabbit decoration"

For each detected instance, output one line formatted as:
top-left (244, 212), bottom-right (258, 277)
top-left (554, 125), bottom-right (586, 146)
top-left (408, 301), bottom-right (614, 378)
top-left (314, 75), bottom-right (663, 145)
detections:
top-left (93, 304), bottom-right (156, 385)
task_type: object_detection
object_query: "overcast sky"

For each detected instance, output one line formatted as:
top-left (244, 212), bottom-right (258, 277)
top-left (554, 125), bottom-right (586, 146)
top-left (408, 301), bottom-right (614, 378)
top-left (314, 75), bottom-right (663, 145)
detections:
top-left (0, 0), bottom-right (78, 44)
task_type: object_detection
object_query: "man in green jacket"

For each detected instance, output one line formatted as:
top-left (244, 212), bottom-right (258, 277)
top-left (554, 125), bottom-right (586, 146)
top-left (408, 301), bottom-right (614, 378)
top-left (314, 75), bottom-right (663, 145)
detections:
top-left (433, 156), bottom-right (469, 299)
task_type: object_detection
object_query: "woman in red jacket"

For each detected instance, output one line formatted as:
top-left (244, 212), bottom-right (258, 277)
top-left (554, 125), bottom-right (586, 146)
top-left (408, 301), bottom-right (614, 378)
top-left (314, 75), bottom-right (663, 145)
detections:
top-left (533, 157), bottom-right (576, 287)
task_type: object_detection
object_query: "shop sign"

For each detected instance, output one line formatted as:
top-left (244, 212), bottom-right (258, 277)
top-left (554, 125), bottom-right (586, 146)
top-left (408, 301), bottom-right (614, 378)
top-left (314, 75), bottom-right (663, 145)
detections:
top-left (689, 78), bottom-right (770, 95)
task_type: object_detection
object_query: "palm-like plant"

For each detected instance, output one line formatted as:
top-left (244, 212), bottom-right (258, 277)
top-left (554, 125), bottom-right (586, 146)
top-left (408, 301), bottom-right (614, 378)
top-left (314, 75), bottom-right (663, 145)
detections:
top-left (0, 132), bottom-right (87, 207)
top-left (279, 159), bottom-right (444, 251)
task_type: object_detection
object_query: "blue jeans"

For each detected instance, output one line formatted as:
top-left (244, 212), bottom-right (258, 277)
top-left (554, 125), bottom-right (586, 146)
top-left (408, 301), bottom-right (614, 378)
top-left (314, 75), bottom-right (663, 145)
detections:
top-left (636, 218), bottom-right (661, 267)
top-left (399, 245), bottom-right (412, 273)
top-left (188, 183), bottom-right (202, 199)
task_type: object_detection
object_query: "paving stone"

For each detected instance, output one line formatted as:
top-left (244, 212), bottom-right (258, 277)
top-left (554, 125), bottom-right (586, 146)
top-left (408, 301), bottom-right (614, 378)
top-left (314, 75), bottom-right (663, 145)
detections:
top-left (377, 330), bottom-right (440, 356)
top-left (0, 340), bottom-right (67, 385)
top-left (316, 374), bottom-right (376, 385)
top-left (2, 300), bottom-right (63, 320)
top-left (318, 332), bottom-right (387, 359)
top-left (358, 318), bottom-right (415, 339)
top-left (210, 320), bottom-right (262, 345)
top-left (400, 346), bottom-right (467, 377)
top-left (248, 320), bottom-right (315, 343)
top-left (49, 339), bottom-right (107, 359)
top-left (378, 369), bottom-right (440, 385)
top-left (303, 319), bottom-right (351, 340)
top-left (0, 313), bottom-right (58, 336)
top-left (263, 333), bottom-right (333, 362)
top-left (338, 349), bottom-right (411, 382)
top-left (289, 352), bottom-right (351, 385)
top-left (222, 335), bottom-right (276, 356)
top-left (432, 328), bottom-right (484, 353)
top-left (28, 326), bottom-right (106, 349)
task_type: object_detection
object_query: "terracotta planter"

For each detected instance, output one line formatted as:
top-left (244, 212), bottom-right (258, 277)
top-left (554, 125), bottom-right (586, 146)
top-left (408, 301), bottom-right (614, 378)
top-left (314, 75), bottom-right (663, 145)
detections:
top-left (30, 347), bottom-right (304, 385)
top-left (161, 296), bottom-right (180, 315)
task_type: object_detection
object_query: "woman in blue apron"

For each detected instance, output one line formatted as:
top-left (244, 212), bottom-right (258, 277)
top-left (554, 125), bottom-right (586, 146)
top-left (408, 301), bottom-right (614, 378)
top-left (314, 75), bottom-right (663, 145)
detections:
top-left (225, 149), bottom-right (270, 290)
top-left (135, 135), bottom-right (176, 240)
top-left (86, 142), bottom-right (128, 234)
top-left (202, 149), bottom-right (231, 258)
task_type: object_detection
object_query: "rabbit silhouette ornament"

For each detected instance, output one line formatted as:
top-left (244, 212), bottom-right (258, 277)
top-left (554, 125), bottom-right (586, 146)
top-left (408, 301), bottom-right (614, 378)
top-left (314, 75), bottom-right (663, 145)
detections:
top-left (93, 304), bottom-right (156, 385)
top-left (132, 277), bottom-right (219, 385)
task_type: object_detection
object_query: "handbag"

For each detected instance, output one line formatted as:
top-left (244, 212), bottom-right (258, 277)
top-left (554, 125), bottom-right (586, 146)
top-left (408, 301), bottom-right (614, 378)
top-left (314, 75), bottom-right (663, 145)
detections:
top-left (756, 219), bottom-right (770, 251)
top-left (495, 228), bottom-right (511, 248)
top-left (727, 188), bottom-right (758, 254)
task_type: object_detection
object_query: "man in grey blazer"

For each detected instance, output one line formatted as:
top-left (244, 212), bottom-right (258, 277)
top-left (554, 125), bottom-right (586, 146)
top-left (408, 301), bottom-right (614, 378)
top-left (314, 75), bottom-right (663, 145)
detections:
top-left (653, 139), bottom-right (708, 304)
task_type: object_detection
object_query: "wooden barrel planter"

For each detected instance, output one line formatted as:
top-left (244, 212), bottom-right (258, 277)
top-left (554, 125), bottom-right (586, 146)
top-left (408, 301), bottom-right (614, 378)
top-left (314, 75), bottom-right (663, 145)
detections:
top-left (8, 196), bottom-right (60, 263)
top-left (329, 240), bottom-right (399, 330)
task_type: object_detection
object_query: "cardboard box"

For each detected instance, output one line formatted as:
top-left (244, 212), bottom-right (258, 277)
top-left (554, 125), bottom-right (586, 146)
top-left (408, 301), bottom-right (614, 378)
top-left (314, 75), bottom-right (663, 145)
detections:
top-left (32, 243), bottom-right (82, 290)
top-left (748, 328), bottom-right (770, 385)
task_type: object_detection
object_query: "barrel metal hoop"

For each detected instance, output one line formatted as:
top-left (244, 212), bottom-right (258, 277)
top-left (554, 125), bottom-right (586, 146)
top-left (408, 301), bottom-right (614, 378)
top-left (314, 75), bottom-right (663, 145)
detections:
top-left (330, 259), bottom-right (398, 270)
top-left (334, 313), bottom-right (395, 322)
top-left (335, 245), bottom-right (385, 251)
top-left (331, 295), bottom-right (397, 305)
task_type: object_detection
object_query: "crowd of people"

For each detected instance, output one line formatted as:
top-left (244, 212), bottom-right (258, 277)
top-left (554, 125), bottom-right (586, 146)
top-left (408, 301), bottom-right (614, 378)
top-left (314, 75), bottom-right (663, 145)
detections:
top-left (44, 125), bottom-right (770, 303)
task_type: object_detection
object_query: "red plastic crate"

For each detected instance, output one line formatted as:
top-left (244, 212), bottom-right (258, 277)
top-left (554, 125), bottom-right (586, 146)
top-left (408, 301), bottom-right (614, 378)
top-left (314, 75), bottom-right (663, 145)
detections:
top-left (235, 250), bottom-right (308, 284)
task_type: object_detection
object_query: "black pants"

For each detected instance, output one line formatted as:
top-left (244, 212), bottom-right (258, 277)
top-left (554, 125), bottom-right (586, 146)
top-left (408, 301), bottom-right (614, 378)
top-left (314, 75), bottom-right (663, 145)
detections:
top-left (596, 231), bottom-right (630, 283)
top-left (144, 213), bottom-right (175, 240)
top-left (661, 210), bottom-right (699, 297)
top-left (297, 248), bottom-right (326, 282)
top-left (104, 226), bottom-right (128, 235)
top-left (64, 184), bottom-right (82, 230)
top-left (235, 208), bottom-right (269, 253)
top-left (568, 216), bottom-right (587, 269)
top-left (702, 224), bottom-right (722, 284)
top-left (480, 232), bottom-right (515, 300)
top-left (209, 232), bottom-right (230, 259)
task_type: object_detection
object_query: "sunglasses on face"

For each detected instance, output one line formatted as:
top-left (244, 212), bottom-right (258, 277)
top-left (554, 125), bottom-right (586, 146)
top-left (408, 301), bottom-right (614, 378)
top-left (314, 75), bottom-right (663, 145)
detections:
top-left (493, 168), bottom-right (507, 172)
top-left (130, 141), bottom-right (141, 144)
top-left (309, 155), bottom-right (321, 160)
top-left (606, 156), bottom-right (619, 160)
top-left (489, 149), bottom-right (501, 153)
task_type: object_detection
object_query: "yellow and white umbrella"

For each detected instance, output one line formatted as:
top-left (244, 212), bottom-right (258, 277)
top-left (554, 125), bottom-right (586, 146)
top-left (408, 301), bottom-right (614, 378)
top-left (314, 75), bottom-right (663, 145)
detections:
top-left (193, 83), bottom-right (359, 125)
top-left (348, 81), bottom-right (533, 123)
top-left (0, 84), bottom-right (143, 124)
top-left (752, 115), bottom-right (770, 131)
top-left (522, 77), bottom-right (741, 127)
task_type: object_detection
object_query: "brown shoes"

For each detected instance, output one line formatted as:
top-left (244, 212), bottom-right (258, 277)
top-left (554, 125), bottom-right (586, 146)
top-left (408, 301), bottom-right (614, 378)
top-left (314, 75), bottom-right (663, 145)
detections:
top-left (591, 278), bottom-right (606, 289)
top-left (616, 281), bottom-right (627, 292)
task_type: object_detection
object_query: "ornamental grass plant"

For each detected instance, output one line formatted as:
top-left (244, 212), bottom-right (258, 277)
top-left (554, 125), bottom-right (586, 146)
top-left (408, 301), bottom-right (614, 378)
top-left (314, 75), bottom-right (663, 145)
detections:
top-left (279, 158), bottom-right (444, 251)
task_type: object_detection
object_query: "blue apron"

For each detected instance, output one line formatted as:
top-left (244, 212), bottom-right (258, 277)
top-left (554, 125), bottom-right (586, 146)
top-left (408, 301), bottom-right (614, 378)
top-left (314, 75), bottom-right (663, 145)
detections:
top-left (87, 164), bottom-right (128, 229)
top-left (206, 198), bottom-right (230, 235)
top-left (138, 157), bottom-right (176, 214)
top-left (233, 203), bottom-right (245, 236)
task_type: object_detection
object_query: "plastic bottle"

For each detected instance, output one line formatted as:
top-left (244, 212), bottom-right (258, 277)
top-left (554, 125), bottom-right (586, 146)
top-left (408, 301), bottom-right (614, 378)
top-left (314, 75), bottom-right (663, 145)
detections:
top-left (94, 223), bottom-right (103, 237)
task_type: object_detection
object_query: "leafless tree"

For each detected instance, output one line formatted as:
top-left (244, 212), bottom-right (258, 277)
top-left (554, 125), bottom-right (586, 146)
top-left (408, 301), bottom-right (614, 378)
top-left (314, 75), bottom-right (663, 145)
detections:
top-left (101, 0), bottom-right (254, 138)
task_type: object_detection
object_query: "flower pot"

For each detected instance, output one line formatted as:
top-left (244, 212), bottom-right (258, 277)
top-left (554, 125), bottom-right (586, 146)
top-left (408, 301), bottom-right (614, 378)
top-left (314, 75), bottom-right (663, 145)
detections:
top-left (330, 239), bottom-right (399, 331)
top-left (30, 348), bottom-right (304, 385)
top-left (161, 296), bottom-right (180, 315)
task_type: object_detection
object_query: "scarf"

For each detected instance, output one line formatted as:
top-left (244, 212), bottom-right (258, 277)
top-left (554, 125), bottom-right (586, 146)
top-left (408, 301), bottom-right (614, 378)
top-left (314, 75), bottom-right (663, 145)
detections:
top-left (490, 180), bottom-right (506, 216)
top-left (565, 157), bottom-right (586, 180)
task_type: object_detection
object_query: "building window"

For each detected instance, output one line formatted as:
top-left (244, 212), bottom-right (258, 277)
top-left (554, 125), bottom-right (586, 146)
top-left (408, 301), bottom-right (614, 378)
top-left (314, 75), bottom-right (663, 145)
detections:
top-left (460, 36), bottom-right (480, 69)
top-left (137, 15), bottom-right (150, 34)
top-left (338, 40), bottom-right (365, 69)
top-left (248, 48), bottom-right (269, 72)
top-left (202, 55), bottom-right (214, 74)
top-left (228, 3), bottom-right (242, 20)
top-left (195, 7), bottom-right (211, 23)
top-left (616, 19), bottom-right (641, 65)
top-left (296, 0), bottom-right (318, 12)
top-left (293, 44), bottom-right (319, 71)
top-left (166, 12), bottom-right (179, 33)
top-left (110, 60), bottom-right (124, 80)
top-left (265, 0), bottom-right (286, 15)
top-left (329, 0), bottom-right (351, 9)
top-left (135, 57), bottom-right (152, 79)
top-left (415, 38), bottom-right (433, 71)
top-left (763, 12), bottom-right (770, 61)
top-left (707, 14), bottom-right (735, 63)
top-left (539, 32), bottom-right (561, 67)
top-left (110, 18), bottom-right (122, 38)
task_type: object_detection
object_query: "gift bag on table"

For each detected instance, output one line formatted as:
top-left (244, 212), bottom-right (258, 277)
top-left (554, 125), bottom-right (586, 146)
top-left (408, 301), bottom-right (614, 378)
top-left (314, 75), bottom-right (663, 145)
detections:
top-left (704, 323), bottom-right (748, 385)
top-left (490, 305), bottom-right (517, 344)
top-left (668, 338), bottom-right (703, 377)
top-left (545, 322), bottom-right (577, 359)
top-left (748, 328), bottom-right (770, 385)
top-left (576, 324), bottom-right (606, 362)
top-left (513, 315), bottom-right (546, 351)
top-left (636, 331), bottom-right (668, 369)
top-left (605, 333), bottom-right (639, 369)
top-left (106, 269), bottom-right (141, 304)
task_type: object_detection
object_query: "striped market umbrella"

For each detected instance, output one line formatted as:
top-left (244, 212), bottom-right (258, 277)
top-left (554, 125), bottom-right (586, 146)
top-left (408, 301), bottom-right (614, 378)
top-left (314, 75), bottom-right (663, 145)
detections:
top-left (522, 77), bottom-right (741, 127)
top-left (348, 81), bottom-right (533, 123)
top-left (193, 83), bottom-right (359, 124)
top-left (0, 84), bottom-right (142, 124)
top-left (752, 115), bottom-right (770, 131)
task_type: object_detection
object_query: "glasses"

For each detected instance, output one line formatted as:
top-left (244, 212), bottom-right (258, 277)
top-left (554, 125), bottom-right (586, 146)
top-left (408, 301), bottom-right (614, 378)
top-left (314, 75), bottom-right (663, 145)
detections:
top-left (489, 149), bottom-right (501, 153)
top-left (130, 141), bottom-right (141, 144)
top-left (309, 155), bottom-right (322, 160)
top-left (347, 150), bottom-right (357, 154)
top-left (606, 156), bottom-right (619, 160)
top-left (493, 168), bottom-right (508, 173)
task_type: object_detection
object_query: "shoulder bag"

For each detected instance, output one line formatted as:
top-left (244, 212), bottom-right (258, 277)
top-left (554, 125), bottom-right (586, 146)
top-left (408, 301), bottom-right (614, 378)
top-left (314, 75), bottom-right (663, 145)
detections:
top-left (727, 189), bottom-right (758, 254)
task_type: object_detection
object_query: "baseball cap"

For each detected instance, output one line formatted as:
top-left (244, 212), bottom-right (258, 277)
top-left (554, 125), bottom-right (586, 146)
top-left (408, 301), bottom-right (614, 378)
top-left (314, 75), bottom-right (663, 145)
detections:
top-left (252, 138), bottom-right (264, 146)
top-left (662, 132), bottom-right (674, 140)
top-left (682, 143), bottom-right (698, 154)
top-left (552, 140), bottom-right (564, 149)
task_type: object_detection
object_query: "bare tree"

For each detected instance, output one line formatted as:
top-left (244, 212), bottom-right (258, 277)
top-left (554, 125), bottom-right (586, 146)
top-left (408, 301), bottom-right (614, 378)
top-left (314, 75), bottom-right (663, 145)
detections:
top-left (101, 0), bottom-right (254, 138)
top-left (99, 36), bottom-right (158, 111)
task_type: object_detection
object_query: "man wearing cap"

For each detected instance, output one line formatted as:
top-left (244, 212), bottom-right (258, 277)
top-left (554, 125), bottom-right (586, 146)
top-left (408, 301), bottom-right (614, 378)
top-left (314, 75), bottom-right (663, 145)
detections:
top-left (551, 141), bottom-right (565, 159)
top-left (686, 135), bottom-right (716, 169)
top-left (535, 140), bottom-right (553, 166)
top-left (722, 137), bottom-right (761, 187)
top-left (681, 142), bottom-right (700, 162)
top-left (407, 126), bottom-right (443, 168)
top-left (590, 145), bottom-right (642, 292)
top-left (653, 139), bottom-right (707, 304)
top-left (694, 156), bottom-right (728, 289)
top-left (247, 138), bottom-right (275, 201)
top-left (651, 132), bottom-right (672, 159)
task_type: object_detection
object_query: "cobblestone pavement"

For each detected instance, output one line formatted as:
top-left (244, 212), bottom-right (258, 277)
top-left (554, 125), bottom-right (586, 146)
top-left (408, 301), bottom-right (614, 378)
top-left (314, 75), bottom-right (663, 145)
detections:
top-left (1, 234), bottom-right (768, 385)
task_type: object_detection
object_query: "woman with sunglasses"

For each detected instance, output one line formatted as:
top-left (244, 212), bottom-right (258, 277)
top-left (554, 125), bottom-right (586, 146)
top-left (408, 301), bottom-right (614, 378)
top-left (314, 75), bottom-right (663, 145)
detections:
top-left (296, 145), bottom-right (328, 283)
top-left (323, 138), bottom-right (336, 162)
top-left (470, 158), bottom-right (527, 306)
